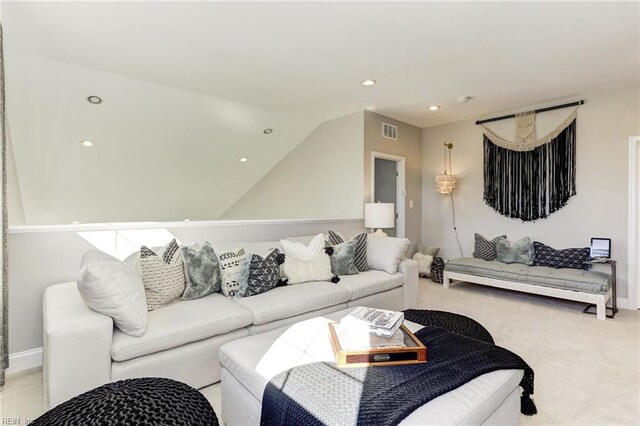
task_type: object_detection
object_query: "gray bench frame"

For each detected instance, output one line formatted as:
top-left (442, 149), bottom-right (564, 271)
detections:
top-left (443, 271), bottom-right (612, 320)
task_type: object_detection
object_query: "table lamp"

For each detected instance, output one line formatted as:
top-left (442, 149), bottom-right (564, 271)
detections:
top-left (364, 203), bottom-right (395, 236)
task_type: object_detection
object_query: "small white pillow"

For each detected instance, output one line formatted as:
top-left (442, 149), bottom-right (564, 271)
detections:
top-left (215, 247), bottom-right (249, 298)
top-left (367, 235), bottom-right (411, 274)
top-left (280, 233), bottom-right (325, 261)
top-left (77, 250), bottom-right (148, 336)
top-left (283, 252), bottom-right (333, 284)
top-left (412, 252), bottom-right (434, 277)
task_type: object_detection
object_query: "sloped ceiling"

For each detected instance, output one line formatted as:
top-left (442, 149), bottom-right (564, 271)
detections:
top-left (3, 1), bottom-right (638, 224)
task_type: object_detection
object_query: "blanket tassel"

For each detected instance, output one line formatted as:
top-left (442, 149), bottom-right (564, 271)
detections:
top-left (521, 392), bottom-right (537, 416)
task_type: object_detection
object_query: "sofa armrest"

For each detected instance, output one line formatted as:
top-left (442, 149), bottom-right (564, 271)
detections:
top-left (43, 282), bottom-right (113, 409)
top-left (399, 259), bottom-right (419, 309)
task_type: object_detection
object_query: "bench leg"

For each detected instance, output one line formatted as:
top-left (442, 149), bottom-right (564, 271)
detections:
top-left (443, 272), bottom-right (450, 289)
top-left (596, 295), bottom-right (606, 320)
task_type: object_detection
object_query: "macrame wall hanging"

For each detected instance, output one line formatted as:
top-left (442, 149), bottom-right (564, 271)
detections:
top-left (479, 104), bottom-right (579, 222)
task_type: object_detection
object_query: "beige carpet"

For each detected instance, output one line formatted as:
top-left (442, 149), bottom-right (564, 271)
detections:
top-left (2, 278), bottom-right (639, 424)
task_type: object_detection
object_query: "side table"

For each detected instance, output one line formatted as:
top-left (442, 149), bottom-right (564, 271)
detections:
top-left (583, 259), bottom-right (617, 319)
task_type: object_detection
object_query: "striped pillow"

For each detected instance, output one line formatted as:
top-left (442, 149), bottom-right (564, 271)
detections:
top-left (472, 233), bottom-right (506, 261)
top-left (328, 230), bottom-right (369, 272)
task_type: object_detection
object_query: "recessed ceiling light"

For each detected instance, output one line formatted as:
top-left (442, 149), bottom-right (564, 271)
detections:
top-left (239, 157), bottom-right (248, 162)
top-left (71, 221), bottom-right (80, 224)
top-left (361, 79), bottom-right (377, 86)
top-left (263, 128), bottom-right (273, 134)
top-left (79, 140), bottom-right (95, 147)
top-left (87, 96), bottom-right (102, 104)
top-left (184, 219), bottom-right (190, 222)
top-left (428, 105), bottom-right (440, 111)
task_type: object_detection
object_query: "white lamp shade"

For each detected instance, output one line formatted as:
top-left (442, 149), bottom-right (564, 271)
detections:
top-left (364, 203), bottom-right (395, 229)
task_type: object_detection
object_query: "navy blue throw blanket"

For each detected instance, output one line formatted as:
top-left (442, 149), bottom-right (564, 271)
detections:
top-left (261, 310), bottom-right (536, 426)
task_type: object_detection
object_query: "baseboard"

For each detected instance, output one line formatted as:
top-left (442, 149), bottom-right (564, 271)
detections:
top-left (6, 347), bottom-right (43, 375)
top-left (616, 297), bottom-right (630, 310)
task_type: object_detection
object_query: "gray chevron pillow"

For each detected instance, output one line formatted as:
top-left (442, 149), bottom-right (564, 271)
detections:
top-left (473, 233), bottom-right (506, 261)
top-left (328, 230), bottom-right (369, 272)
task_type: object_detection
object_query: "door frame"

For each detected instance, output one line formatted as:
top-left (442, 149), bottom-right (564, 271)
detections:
top-left (371, 151), bottom-right (406, 238)
top-left (628, 136), bottom-right (640, 310)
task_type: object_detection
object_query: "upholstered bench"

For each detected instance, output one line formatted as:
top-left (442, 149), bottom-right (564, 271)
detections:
top-left (219, 307), bottom-right (525, 425)
top-left (444, 257), bottom-right (612, 320)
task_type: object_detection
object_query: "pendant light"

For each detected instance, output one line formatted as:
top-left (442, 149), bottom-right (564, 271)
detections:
top-left (435, 142), bottom-right (457, 194)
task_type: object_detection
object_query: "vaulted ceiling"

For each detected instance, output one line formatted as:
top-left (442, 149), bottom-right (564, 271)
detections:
top-left (3, 1), bottom-right (638, 225)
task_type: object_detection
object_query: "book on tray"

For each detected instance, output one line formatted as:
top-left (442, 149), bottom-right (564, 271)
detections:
top-left (340, 307), bottom-right (404, 338)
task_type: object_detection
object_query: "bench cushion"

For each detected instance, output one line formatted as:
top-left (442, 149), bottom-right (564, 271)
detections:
top-left (236, 281), bottom-right (351, 325)
top-left (336, 270), bottom-right (404, 300)
top-left (446, 257), bottom-right (610, 294)
top-left (111, 293), bottom-right (253, 361)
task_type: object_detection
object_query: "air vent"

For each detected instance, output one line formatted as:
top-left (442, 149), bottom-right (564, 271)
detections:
top-left (382, 122), bottom-right (398, 140)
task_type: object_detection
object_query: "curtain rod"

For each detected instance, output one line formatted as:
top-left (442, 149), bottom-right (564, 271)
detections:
top-left (475, 100), bottom-right (584, 125)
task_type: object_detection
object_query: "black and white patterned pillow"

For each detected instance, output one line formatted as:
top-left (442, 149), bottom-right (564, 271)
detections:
top-left (140, 239), bottom-right (185, 311)
top-left (215, 247), bottom-right (248, 298)
top-left (473, 233), bottom-right (506, 261)
top-left (242, 249), bottom-right (284, 297)
top-left (328, 230), bottom-right (369, 272)
top-left (533, 242), bottom-right (590, 270)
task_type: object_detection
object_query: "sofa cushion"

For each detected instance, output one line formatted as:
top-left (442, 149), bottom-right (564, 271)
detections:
top-left (446, 257), bottom-right (610, 294)
top-left (236, 281), bottom-right (351, 325)
top-left (336, 270), bottom-right (404, 300)
top-left (111, 293), bottom-right (253, 361)
top-left (495, 237), bottom-right (534, 265)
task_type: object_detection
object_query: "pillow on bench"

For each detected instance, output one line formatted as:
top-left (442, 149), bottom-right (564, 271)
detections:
top-left (533, 242), bottom-right (590, 270)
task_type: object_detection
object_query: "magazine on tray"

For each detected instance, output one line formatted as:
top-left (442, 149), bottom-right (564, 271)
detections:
top-left (340, 307), bottom-right (404, 338)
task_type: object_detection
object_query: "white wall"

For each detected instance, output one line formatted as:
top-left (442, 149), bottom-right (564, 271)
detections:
top-left (422, 87), bottom-right (640, 301)
top-left (220, 111), bottom-right (364, 219)
top-left (8, 219), bottom-right (364, 358)
top-left (4, 51), bottom-right (322, 225)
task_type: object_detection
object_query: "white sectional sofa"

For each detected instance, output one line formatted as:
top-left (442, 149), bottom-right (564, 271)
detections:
top-left (42, 237), bottom-right (418, 410)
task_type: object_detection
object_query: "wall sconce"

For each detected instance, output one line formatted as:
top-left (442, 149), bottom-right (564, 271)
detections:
top-left (435, 142), bottom-right (457, 194)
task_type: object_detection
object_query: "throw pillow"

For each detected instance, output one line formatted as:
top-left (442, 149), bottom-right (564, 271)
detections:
top-left (139, 239), bottom-right (185, 311)
top-left (77, 250), bottom-right (148, 337)
top-left (418, 245), bottom-right (440, 257)
top-left (473, 233), bottom-right (507, 261)
top-left (412, 252), bottom-right (434, 277)
top-left (215, 247), bottom-right (249, 298)
top-left (241, 248), bottom-right (284, 297)
top-left (329, 240), bottom-right (359, 276)
top-left (328, 230), bottom-right (369, 272)
top-left (533, 242), bottom-right (590, 269)
top-left (495, 237), bottom-right (534, 265)
top-left (181, 242), bottom-right (221, 300)
top-left (280, 233), bottom-right (324, 261)
top-left (366, 235), bottom-right (411, 274)
top-left (282, 252), bottom-right (333, 284)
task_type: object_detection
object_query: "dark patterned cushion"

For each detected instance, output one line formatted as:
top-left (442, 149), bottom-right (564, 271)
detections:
top-left (430, 257), bottom-right (446, 284)
top-left (242, 249), bottom-right (282, 297)
top-left (181, 242), bottom-right (221, 300)
top-left (533, 242), bottom-right (590, 269)
top-left (473, 233), bottom-right (506, 261)
top-left (328, 230), bottom-right (369, 271)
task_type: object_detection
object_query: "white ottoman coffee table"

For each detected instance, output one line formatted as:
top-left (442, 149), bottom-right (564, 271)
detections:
top-left (219, 307), bottom-right (524, 425)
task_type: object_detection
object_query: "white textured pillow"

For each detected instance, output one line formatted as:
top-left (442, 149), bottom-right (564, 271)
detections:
top-left (412, 252), bottom-right (434, 277)
top-left (367, 235), bottom-right (411, 274)
top-left (283, 252), bottom-right (333, 284)
top-left (280, 233), bottom-right (325, 261)
top-left (77, 250), bottom-right (148, 336)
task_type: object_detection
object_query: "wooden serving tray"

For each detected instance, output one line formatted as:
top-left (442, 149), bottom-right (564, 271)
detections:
top-left (329, 323), bottom-right (427, 367)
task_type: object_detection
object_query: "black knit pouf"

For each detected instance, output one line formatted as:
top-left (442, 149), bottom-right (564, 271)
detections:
top-left (403, 309), bottom-right (494, 344)
top-left (32, 378), bottom-right (218, 426)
